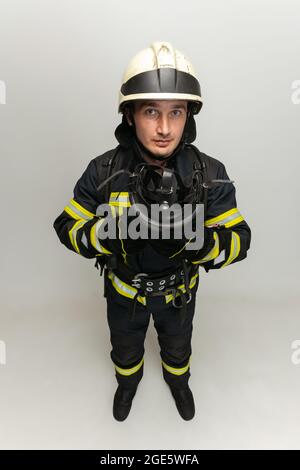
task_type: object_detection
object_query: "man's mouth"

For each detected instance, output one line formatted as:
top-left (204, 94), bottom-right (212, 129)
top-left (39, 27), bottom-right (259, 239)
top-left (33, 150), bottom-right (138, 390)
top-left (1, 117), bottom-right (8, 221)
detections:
top-left (153, 140), bottom-right (171, 147)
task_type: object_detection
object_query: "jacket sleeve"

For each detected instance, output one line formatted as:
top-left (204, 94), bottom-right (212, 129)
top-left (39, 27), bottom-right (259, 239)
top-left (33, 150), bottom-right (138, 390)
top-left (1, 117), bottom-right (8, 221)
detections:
top-left (53, 159), bottom-right (112, 259)
top-left (187, 162), bottom-right (251, 271)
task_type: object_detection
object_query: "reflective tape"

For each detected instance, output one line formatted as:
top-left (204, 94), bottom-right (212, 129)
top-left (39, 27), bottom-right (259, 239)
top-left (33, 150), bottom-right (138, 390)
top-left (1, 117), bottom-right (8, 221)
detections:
top-left (68, 219), bottom-right (86, 253)
top-left (107, 271), bottom-right (147, 305)
top-left (64, 198), bottom-right (95, 221)
top-left (205, 207), bottom-right (244, 229)
top-left (90, 219), bottom-right (113, 255)
top-left (110, 192), bottom-right (131, 200)
top-left (213, 248), bottom-right (225, 265)
top-left (221, 231), bottom-right (241, 268)
top-left (80, 231), bottom-right (89, 249)
top-left (162, 356), bottom-right (192, 376)
top-left (114, 357), bottom-right (144, 376)
top-left (191, 231), bottom-right (220, 264)
top-left (109, 192), bottom-right (131, 207)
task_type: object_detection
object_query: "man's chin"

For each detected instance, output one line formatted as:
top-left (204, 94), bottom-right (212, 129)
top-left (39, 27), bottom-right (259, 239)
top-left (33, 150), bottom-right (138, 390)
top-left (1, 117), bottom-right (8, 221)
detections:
top-left (149, 144), bottom-right (174, 158)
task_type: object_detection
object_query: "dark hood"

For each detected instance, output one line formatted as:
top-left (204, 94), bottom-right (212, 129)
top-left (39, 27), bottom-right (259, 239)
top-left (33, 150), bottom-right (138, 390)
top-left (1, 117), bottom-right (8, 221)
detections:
top-left (114, 113), bottom-right (197, 149)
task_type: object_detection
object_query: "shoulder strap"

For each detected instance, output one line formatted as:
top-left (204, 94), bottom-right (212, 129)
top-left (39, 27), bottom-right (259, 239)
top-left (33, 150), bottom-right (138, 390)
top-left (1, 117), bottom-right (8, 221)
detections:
top-left (94, 145), bottom-right (122, 203)
top-left (185, 143), bottom-right (209, 220)
top-left (93, 146), bottom-right (123, 278)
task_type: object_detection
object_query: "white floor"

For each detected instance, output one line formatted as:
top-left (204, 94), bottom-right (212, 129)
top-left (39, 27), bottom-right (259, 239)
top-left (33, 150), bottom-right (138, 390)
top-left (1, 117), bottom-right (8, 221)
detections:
top-left (0, 287), bottom-right (299, 450)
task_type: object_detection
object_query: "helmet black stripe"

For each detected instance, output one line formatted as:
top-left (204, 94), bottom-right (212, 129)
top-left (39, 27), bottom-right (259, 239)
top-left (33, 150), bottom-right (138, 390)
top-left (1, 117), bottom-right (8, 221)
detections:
top-left (121, 68), bottom-right (201, 98)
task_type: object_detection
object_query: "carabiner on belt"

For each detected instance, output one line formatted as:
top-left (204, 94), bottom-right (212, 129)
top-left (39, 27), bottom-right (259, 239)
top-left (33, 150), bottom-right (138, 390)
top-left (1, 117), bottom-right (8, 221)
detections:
top-left (171, 289), bottom-right (192, 309)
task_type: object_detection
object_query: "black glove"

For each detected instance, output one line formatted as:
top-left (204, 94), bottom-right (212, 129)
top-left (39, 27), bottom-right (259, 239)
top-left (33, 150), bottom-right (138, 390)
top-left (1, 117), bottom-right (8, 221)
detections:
top-left (185, 224), bottom-right (235, 271)
top-left (149, 227), bottom-right (216, 260)
top-left (184, 227), bottom-right (216, 261)
top-left (95, 211), bottom-right (146, 255)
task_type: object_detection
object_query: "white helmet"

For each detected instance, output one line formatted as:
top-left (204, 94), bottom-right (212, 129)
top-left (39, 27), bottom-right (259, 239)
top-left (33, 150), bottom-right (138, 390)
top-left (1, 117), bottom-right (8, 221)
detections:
top-left (118, 41), bottom-right (203, 114)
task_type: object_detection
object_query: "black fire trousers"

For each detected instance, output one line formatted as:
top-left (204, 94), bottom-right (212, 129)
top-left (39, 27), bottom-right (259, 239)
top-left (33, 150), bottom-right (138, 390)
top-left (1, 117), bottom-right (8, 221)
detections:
top-left (104, 271), bottom-right (199, 392)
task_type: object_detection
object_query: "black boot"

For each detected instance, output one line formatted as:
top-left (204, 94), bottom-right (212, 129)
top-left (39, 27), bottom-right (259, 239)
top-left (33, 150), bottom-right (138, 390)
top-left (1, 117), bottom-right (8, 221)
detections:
top-left (169, 385), bottom-right (195, 421)
top-left (113, 385), bottom-right (137, 421)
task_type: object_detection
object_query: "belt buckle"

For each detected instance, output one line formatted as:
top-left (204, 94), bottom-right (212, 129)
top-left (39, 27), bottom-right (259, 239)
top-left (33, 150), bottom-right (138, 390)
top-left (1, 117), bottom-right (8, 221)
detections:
top-left (132, 272), bottom-right (148, 289)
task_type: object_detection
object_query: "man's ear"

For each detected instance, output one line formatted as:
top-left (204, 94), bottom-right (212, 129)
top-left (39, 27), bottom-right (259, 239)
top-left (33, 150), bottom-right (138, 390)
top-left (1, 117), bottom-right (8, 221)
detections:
top-left (124, 107), bottom-right (133, 126)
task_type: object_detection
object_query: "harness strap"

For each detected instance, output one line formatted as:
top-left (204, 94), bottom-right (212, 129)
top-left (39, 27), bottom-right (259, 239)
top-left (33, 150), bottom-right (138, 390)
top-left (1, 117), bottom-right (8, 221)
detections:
top-left (178, 290), bottom-right (188, 326)
top-left (94, 256), bottom-right (106, 276)
top-left (182, 258), bottom-right (191, 299)
top-left (131, 291), bottom-right (139, 323)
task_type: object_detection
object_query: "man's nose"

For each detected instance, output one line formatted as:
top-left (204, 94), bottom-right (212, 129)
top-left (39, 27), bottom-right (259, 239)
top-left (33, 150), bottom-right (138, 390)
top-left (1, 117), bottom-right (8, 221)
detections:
top-left (156, 115), bottom-right (171, 136)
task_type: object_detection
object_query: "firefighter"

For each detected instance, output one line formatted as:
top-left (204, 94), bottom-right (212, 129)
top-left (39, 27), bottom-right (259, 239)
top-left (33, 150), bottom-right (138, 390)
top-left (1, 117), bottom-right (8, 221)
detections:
top-left (53, 41), bottom-right (251, 422)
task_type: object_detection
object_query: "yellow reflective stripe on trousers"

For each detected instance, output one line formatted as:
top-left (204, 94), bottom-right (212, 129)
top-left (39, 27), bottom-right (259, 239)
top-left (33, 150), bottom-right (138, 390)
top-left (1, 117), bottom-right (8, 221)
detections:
top-left (205, 207), bottom-right (244, 229)
top-left (191, 231), bottom-right (220, 264)
top-left (221, 231), bottom-right (241, 268)
top-left (162, 356), bottom-right (191, 376)
top-left (64, 198), bottom-right (95, 220)
top-left (114, 357), bottom-right (144, 376)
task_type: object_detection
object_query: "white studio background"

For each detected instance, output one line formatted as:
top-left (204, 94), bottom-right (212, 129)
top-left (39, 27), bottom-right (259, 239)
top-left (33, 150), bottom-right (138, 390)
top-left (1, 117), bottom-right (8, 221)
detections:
top-left (0, 0), bottom-right (299, 450)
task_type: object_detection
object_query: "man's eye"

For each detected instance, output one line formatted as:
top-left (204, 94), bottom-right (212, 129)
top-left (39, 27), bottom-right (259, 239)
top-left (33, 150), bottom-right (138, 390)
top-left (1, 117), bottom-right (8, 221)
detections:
top-left (145, 108), bottom-right (157, 116)
top-left (172, 110), bottom-right (182, 117)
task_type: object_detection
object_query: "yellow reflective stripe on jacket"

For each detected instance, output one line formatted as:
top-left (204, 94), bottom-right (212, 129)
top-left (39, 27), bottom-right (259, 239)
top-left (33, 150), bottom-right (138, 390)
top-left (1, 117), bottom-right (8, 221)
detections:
top-left (221, 231), bottom-right (241, 268)
top-left (162, 356), bottom-right (191, 376)
top-left (205, 207), bottom-right (244, 229)
top-left (90, 218), bottom-right (113, 255)
top-left (64, 198), bottom-right (95, 221)
top-left (109, 192), bottom-right (131, 217)
top-left (114, 357), bottom-right (144, 376)
top-left (165, 274), bottom-right (199, 304)
top-left (109, 191), bottom-right (131, 200)
top-left (107, 271), bottom-right (147, 305)
top-left (191, 231), bottom-right (220, 264)
top-left (68, 219), bottom-right (86, 253)
top-left (65, 202), bottom-right (111, 256)
top-left (109, 192), bottom-right (131, 207)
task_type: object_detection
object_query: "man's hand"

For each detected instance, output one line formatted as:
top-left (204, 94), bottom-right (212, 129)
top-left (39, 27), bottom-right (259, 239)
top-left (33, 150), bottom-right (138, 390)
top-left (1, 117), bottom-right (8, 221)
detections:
top-left (149, 227), bottom-right (216, 260)
top-left (95, 210), bottom-right (146, 255)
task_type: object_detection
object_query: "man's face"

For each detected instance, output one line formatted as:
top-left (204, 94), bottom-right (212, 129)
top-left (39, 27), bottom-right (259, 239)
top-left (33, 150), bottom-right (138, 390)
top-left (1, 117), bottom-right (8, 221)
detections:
top-left (127, 99), bottom-right (188, 158)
